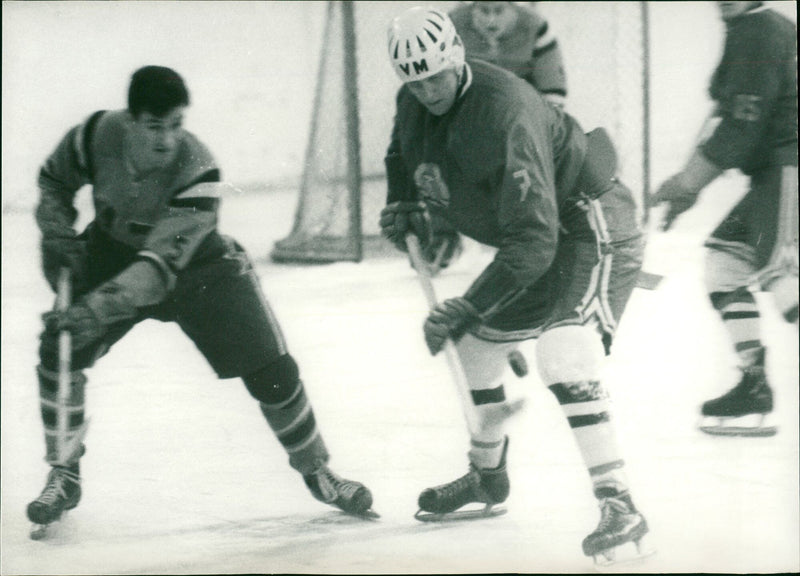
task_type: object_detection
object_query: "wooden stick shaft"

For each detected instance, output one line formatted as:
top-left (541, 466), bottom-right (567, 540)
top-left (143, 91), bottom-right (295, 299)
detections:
top-left (56, 268), bottom-right (72, 463)
top-left (405, 235), bottom-right (482, 436)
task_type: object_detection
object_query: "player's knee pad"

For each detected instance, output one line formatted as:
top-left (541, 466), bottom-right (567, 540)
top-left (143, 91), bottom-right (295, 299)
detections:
top-left (766, 274), bottom-right (799, 323)
top-left (535, 325), bottom-right (604, 386)
top-left (454, 335), bottom-right (515, 391)
top-left (242, 354), bottom-right (301, 404)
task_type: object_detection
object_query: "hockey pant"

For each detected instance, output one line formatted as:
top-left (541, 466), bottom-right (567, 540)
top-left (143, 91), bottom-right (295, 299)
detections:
top-left (705, 165), bottom-right (799, 366)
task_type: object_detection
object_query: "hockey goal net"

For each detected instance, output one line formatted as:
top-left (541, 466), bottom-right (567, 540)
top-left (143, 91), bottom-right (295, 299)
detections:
top-left (271, 1), bottom-right (651, 263)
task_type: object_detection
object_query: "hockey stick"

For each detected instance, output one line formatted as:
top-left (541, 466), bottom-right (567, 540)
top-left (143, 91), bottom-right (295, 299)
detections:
top-left (55, 268), bottom-right (89, 466)
top-left (56, 267), bottom-right (72, 464)
top-left (405, 235), bottom-right (525, 435)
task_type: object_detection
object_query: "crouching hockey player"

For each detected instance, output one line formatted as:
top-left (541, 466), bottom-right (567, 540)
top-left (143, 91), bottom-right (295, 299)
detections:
top-left (27, 65), bottom-right (374, 539)
top-left (653, 1), bottom-right (797, 438)
top-left (381, 7), bottom-right (652, 566)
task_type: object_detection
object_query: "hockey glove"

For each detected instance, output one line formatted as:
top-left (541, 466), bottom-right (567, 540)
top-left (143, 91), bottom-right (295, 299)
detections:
top-left (652, 174), bottom-right (699, 231)
top-left (42, 259), bottom-right (168, 353)
top-left (41, 236), bottom-right (89, 295)
top-left (379, 201), bottom-right (432, 252)
top-left (423, 297), bottom-right (480, 355)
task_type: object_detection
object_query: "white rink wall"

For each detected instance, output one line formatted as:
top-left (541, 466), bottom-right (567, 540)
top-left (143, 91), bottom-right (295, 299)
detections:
top-left (3, 1), bottom-right (796, 210)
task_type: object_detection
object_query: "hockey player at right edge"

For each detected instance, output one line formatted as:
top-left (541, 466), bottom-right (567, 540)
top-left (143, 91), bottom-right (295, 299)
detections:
top-left (380, 7), bottom-right (650, 565)
top-left (653, 1), bottom-right (797, 437)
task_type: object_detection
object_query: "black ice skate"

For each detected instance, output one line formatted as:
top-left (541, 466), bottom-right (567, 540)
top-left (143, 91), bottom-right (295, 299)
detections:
top-left (700, 363), bottom-right (777, 437)
top-left (27, 464), bottom-right (82, 540)
top-left (583, 492), bottom-right (652, 567)
top-left (304, 463), bottom-right (377, 518)
top-left (415, 439), bottom-right (509, 522)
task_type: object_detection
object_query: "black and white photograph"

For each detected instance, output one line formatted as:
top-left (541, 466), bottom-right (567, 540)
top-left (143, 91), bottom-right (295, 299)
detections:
top-left (2, 1), bottom-right (797, 573)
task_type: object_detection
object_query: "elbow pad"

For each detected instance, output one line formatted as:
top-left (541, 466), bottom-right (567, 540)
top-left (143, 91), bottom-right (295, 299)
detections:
top-left (140, 181), bottom-right (227, 282)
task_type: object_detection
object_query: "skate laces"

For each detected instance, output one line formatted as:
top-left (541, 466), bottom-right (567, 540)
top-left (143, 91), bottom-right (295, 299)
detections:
top-left (433, 470), bottom-right (481, 502)
top-left (596, 497), bottom-right (631, 530)
top-left (310, 466), bottom-right (361, 502)
top-left (37, 468), bottom-right (79, 505)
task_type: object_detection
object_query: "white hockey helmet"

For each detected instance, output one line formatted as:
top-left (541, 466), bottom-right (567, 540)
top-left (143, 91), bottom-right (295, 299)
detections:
top-left (388, 7), bottom-right (465, 82)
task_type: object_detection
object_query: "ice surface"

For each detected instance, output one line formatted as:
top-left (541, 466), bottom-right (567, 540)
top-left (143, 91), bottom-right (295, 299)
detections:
top-left (2, 186), bottom-right (798, 575)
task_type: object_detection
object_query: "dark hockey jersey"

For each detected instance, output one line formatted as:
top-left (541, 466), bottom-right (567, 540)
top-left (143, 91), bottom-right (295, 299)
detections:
top-left (701, 5), bottom-right (797, 173)
top-left (389, 59), bottom-right (588, 292)
top-left (37, 110), bottom-right (227, 285)
top-left (449, 3), bottom-right (567, 101)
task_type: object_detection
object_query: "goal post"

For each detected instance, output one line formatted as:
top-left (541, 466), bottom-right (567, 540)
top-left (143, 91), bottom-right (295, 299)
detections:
top-left (271, 1), bottom-right (652, 264)
top-left (271, 1), bottom-right (366, 263)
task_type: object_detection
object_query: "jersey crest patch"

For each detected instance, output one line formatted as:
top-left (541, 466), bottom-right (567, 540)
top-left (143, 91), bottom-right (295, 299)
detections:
top-left (414, 163), bottom-right (450, 209)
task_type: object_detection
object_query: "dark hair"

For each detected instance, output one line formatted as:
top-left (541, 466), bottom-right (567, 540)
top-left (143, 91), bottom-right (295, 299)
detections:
top-left (127, 66), bottom-right (190, 118)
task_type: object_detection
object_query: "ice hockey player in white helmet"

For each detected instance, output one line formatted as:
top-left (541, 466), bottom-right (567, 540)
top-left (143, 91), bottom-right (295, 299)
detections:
top-left (381, 6), bottom-right (652, 566)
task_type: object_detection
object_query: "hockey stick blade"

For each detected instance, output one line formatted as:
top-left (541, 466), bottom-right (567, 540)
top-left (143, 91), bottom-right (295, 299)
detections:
top-left (481, 398), bottom-right (526, 428)
top-left (635, 270), bottom-right (664, 290)
top-left (30, 524), bottom-right (50, 540)
top-left (29, 513), bottom-right (73, 541)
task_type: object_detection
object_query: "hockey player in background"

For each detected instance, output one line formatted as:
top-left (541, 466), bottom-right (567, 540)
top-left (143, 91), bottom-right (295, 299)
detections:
top-left (27, 65), bottom-right (374, 537)
top-left (653, 1), bottom-right (797, 437)
top-left (380, 7), bottom-right (650, 564)
top-left (449, 1), bottom-right (568, 108)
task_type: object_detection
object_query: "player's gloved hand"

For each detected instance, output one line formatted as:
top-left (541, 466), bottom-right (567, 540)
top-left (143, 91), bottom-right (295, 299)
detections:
top-left (652, 174), bottom-right (700, 231)
top-left (379, 201), bottom-right (432, 252)
top-left (423, 297), bottom-right (480, 355)
top-left (41, 236), bottom-right (88, 294)
top-left (42, 301), bottom-right (105, 353)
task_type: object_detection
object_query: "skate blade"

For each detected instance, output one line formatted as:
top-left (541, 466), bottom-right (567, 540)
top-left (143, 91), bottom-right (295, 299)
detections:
top-left (346, 508), bottom-right (380, 520)
top-left (699, 425), bottom-right (777, 437)
top-left (414, 504), bottom-right (507, 523)
top-left (699, 413), bottom-right (777, 437)
top-left (593, 536), bottom-right (656, 571)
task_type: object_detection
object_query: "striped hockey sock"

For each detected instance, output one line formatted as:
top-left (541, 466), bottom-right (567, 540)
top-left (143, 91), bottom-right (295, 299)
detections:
top-left (37, 364), bottom-right (86, 466)
top-left (710, 287), bottom-right (763, 367)
top-left (259, 380), bottom-right (329, 474)
top-left (468, 385), bottom-right (508, 469)
top-left (548, 381), bottom-right (629, 497)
